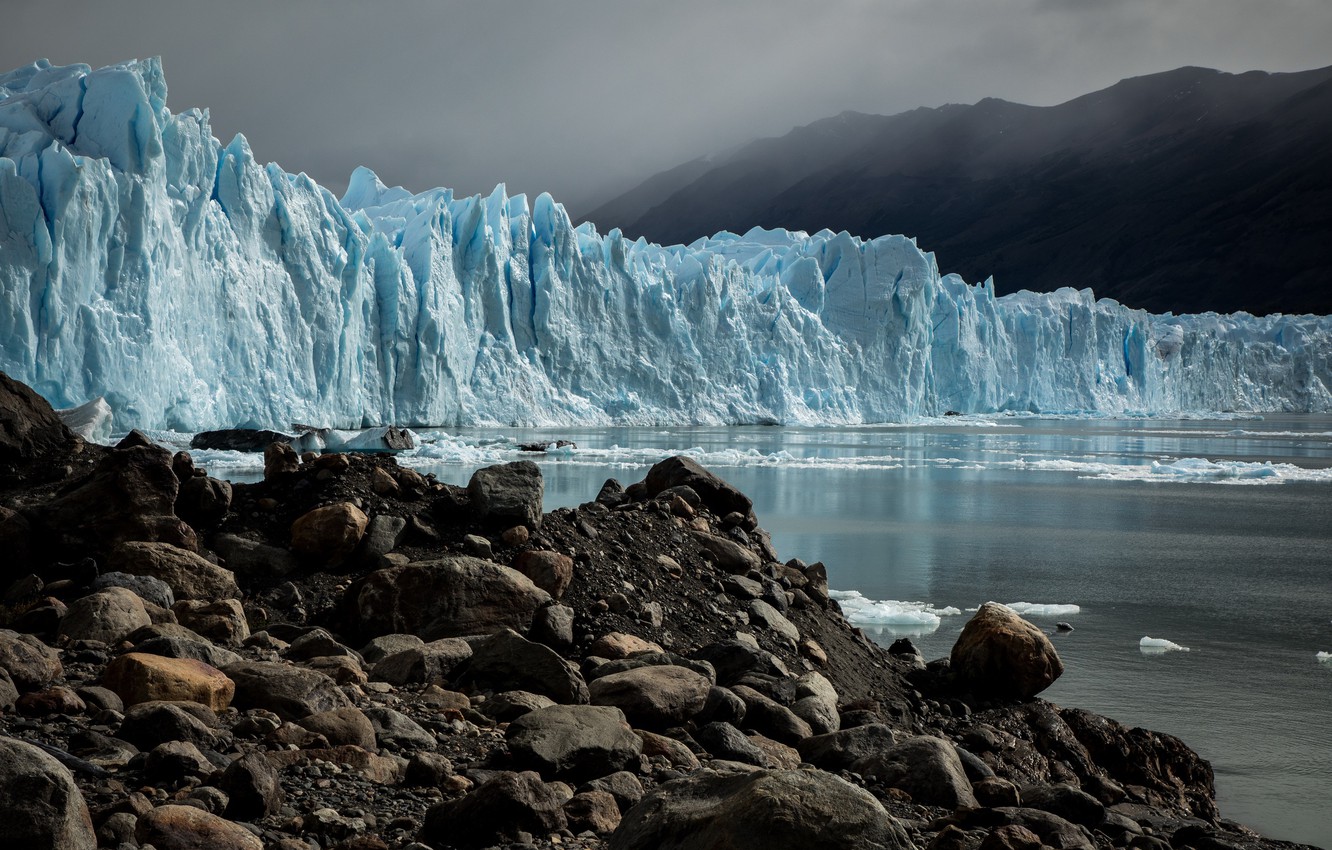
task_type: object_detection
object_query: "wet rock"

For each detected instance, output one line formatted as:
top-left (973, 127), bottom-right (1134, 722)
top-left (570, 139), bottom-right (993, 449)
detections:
top-left (951, 602), bottom-right (1063, 700)
top-left (856, 735), bottom-right (978, 809)
top-left (468, 461), bottom-right (544, 528)
top-left (506, 704), bottom-right (643, 780)
top-left (420, 771), bottom-right (566, 849)
top-left (102, 652), bottom-right (235, 710)
top-left (108, 541), bottom-right (241, 600)
top-left (352, 557), bottom-right (551, 640)
top-left (135, 804), bottom-right (264, 850)
top-left (608, 768), bottom-right (914, 850)
top-left (0, 736), bottom-right (97, 850)
top-left (588, 664), bottom-right (712, 729)
top-left (291, 502), bottom-right (369, 566)
top-left (224, 660), bottom-right (351, 720)
top-left (58, 587), bottom-right (152, 644)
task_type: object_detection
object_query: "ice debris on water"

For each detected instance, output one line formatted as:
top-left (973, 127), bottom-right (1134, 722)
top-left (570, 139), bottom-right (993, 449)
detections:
top-left (829, 590), bottom-right (961, 627)
top-left (1140, 636), bottom-right (1190, 653)
top-left (1002, 602), bottom-right (1081, 617)
top-left (2, 58), bottom-right (1331, 432)
top-left (1316, 651), bottom-right (1331, 662)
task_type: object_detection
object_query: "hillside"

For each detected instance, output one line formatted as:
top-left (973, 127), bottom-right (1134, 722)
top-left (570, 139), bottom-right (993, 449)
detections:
top-left (583, 66), bottom-right (1332, 316)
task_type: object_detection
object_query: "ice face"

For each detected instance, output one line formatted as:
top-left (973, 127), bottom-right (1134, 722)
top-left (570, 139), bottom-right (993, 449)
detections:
top-left (2, 58), bottom-right (1331, 431)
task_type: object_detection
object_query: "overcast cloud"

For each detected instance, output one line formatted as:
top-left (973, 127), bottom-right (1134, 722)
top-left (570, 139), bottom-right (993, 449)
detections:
top-left (3, 0), bottom-right (1329, 214)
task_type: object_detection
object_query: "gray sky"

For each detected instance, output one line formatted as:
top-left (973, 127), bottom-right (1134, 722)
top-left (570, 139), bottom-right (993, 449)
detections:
top-left (4, 0), bottom-right (1330, 214)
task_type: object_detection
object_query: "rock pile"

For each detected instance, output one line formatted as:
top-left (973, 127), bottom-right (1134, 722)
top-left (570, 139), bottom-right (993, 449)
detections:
top-left (0, 371), bottom-right (1290, 850)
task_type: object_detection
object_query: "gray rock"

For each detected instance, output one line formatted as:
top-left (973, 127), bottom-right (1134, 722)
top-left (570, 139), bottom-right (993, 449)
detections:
top-left (642, 456), bottom-right (754, 519)
top-left (1021, 783), bottom-right (1106, 827)
top-left (607, 768), bottom-right (915, 850)
top-left (359, 633), bottom-right (425, 665)
top-left (58, 587), bottom-right (151, 644)
top-left (297, 707), bottom-right (378, 751)
top-left (352, 556), bottom-right (551, 640)
top-left (992, 807), bottom-right (1095, 850)
top-left (212, 534), bottom-right (298, 580)
top-left (0, 628), bottom-right (63, 690)
top-left (722, 575), bottom-right (764, 600)
top-left (529, 603), bottom-right (575, 650)
top-left (588, 665), bottom-right (712, 729)
top-left (219, 752), bottom-right (285, 820)
top-left (468, 461), bottom-right (544, 528)
top-left (362, 514), bottom-right (407, 561)
top-left (92, 571), bottom-right (175, 609)
top-left (798, 724), bottom-right (899, 771)
top-left (854, 735), bottom-right (978, 809)
top-left (364, 706), bottom-right (436, 752)
top-left (693, 722), bottom-right (768, 767)
top-left (175, 475), bottom-right (233, 529)
top-left (506, 704), bottom-right (643, 781)
top-left (459, 629), bottom-right (589, 704)
top-left (692, 532), bottom-right (761, 573)
top-left (748, 599), bottom-right (799, 644)
top-left (372, 638), bottom-right (472, 685)
top-left (117, 701), bottom-right (221, 749)
top-left (691, 639), bottom-right (787, 686)
top-left (480, 690), bottom-right (557, 722)
top-left (420, 771), bottom-right (566, 849)
top-left (107, 541), bottom-right (240, 600)
top-left (145, 740), bottom-right (213, 782)
top-left (792, 671), bottom-right (840, 735)
top-left (0, 736), bottom-right (97, 850)
top-left (730, 685), bottom-right (813, 745)
top-left (580, 770), bottom-right (644, 811)
top-left (223, 660), bottom-right (350, 720)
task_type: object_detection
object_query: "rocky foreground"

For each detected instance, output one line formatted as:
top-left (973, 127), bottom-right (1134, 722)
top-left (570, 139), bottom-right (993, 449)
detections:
top-left (0, 371), bottom-right (1315, 850)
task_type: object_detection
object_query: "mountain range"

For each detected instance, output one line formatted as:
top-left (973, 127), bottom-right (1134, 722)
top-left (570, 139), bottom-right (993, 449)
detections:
top-left (583, 65), bottom-right (1332, 316)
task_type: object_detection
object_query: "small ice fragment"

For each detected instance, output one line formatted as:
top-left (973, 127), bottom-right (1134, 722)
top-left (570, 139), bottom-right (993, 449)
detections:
top-left (1317, 651), bottom-right (1331, 662)
top-left (1004, 602), bottom-right (1081, 617)
top-left (1140, 636), bottom-right (1190, 654)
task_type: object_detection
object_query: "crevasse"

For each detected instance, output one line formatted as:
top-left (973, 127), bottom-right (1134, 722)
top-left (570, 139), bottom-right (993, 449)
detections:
top-left (1, 58), bottom-right (1329, 431)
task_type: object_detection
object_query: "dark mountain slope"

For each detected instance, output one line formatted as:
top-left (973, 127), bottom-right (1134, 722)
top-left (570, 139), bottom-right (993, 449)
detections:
top-left (584, 66), bottom-right (1332, 315)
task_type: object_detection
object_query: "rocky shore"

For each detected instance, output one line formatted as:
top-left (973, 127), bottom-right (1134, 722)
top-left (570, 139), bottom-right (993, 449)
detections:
top-left (0, 371), bottom-right (1316, 850)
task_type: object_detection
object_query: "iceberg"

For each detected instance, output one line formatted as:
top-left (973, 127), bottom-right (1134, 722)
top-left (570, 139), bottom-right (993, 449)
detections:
top-left (1002, 602), bottom-right (1081, 618)
top-left (1140, 636), bottom-right (1190, 654)
top-left (3, 58), bottom-right (1331, 431)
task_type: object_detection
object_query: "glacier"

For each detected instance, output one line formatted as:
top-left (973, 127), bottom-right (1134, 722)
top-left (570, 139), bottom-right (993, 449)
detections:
top-left (1, 57), bottom-right (1330, 431)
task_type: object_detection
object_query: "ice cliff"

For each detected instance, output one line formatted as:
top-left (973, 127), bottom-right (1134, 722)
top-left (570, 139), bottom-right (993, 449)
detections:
top-left (2, 58), bottom-right (1330, 430)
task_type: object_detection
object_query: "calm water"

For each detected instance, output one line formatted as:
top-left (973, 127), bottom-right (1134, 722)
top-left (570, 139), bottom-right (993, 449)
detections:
top-left (211, 416), bottom-right (1332, 846)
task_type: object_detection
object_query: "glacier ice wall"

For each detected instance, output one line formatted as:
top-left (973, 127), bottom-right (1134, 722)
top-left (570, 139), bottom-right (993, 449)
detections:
top-left (1, 58), bottom-right (1330, 430)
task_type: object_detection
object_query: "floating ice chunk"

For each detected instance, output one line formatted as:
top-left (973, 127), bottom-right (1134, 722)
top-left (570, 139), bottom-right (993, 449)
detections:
top-left (1317, 651), bottom-right (1331, 662)
top-left (830, 590), bottom-right (961, 626)
top-left (57, 397), bottom-right (114, 444)
top-left (1140, 636), bottom-right (1190, 654)
top-left (1003, 602), bottom-right (1081, 617)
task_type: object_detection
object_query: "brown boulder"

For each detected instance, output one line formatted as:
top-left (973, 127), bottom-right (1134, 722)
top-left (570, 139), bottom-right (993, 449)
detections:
top-left (102, 652), bottom-right (235, 711)
top-left (108, 541), bottom-right (240, 600)
top-left (0, 372), bottom-right (78, 462)
top-left (512, 549), bottom-right (574, 599)
top-left (643, 456), bottom-right (753, 519)
top-left (352, 556), bottom-right (550, 640)
top-left (0, 629), bottom-right (63, 691)
top-left (0, 736), bottom-right (97, 850)
top-left (135, 804), bottom-right (264, 850)
top-left (57, 587), bottom-right (151, 644)
top-left (951, 602), bottom-right (1063, 699)
top-left (290, 502), bottom-right (368, 565)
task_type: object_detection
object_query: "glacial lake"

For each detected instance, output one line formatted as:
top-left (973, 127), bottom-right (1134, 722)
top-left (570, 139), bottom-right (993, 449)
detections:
top-left (197, 416), bottom-right (1332, 846)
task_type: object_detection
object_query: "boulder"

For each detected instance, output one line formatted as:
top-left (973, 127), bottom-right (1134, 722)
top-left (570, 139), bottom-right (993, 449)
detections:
top-left (565, 789), bottom-right (622, 834)
top-left (693, 721), bottom-right (769, 767)
top-left (298, 707), bottom-right (379, 751)
top-left (420, 771), bottom-right (566, 849)
top-left (0, 736), bottom-right (96, 850)
top-left (117, 701), bottom-right (222, 749)
top-left (108, 541), bottom-right (240, 600)
top-left (642, 456), bottom-right (753, 519)
top-left (792, 671), bottom-right (840, 735)
top-left (102, 652), bottom-right (234, 710)
top-left (91, 571), bottom-right (174, 609)
top-left (263, 442), bottom-right (300, 479)
top-left (290, 502), bottom-right (369, 565)
top-left (608, 768), bottom-right (914, 850)
top-left (506, 704), bottom-right (643, 781)
top-left (691, 639), bottom-right (788, 685)
top-left (951, 602), bottom-right (1063, 699)
top-left (730, 685), bottom-right (813, 745)
top-left (512, 549), bottom-right (574, 599)
top-left (135, 804), bottom-right (264, 850)
top-left (854, 735), bottom-right (978, 809)
top-left (57, 587), bottom-right (151, 644)
top-left (192, 429), bottom-right (298, 452)
top-left (219, 753), bottom-right (285, 820)
top-left (468, 461), bottom-right (544, 528)
top-left (480, 690), bottom-right (557, 722)
top-left (363, 706), bottom-right (436, 751)
top-left (692, 532), bottom-right (761, 573)
top-left (458, 629), bottom-right (589, 704)
top-left (352, 556), bottom-right (551, 640)
top-left (212, 534), bottom-right (298, 580)
top-left (371, 638), bottom-right (471, 685)
top-left (0, 629), bottom-right (63, 690)
top-left (223, 660), bottom-right (350, 720)
top-left (0, 372), bottom-right (79, 462)
top-left (174, 475), bottom-right (232, 529)
top-left (144, 740), bottom-right (214, 782)
top-left (1021, 783), bottom-right (1106, 827)
top-left (589, 664), bottom-right (712, 729)
top-left (130, 634), bottom-right (242, 669)
top-left (359, 633), bottom-right (425, 665)
top-left (749, 599), bottom-right (799, 644)
top-left (529, 603), bottom-right (575, 650)
top-left (42, 444), bottom-right (195, 553)
top-left (798, 724), bottom-right (899, 771)
top-left (172, 598), bottom-right (250, 645)
top-left (587, 632), bottom-right (664, 659)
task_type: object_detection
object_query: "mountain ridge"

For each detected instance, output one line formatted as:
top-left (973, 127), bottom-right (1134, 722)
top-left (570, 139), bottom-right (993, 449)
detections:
top-left (584, 65), bottom-right (1332, 315)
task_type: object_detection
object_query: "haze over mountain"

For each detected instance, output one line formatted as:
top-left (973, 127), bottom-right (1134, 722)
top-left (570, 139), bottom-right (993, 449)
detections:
top-left (584, 66), bottom-right (1332, 316)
